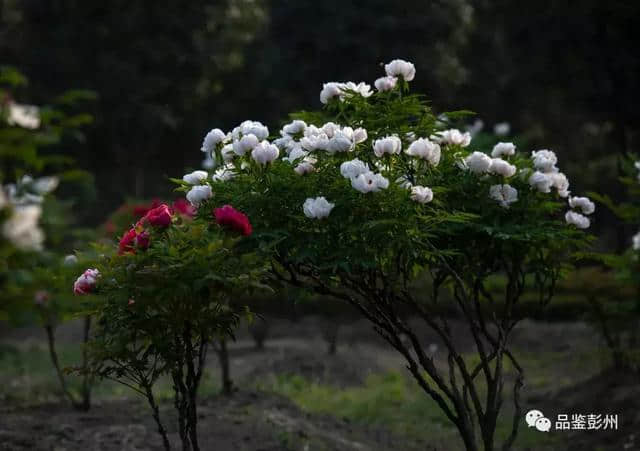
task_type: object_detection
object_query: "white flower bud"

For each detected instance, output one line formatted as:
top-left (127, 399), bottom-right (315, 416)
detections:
top-left (410, 186), bottom-right (434, 204)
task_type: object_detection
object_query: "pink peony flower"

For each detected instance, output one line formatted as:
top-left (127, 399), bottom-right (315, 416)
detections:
top-left (139, 204), bottom-right (172, 227)
top-left (213, 205), bottom-right (252, 236)
top-left (172, 198), bottom-right (196, 218)
top-left (73, 268), bottom-right (100, 295)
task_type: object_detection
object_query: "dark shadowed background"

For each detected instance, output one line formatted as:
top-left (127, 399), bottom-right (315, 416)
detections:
top-left (1, 0), bottom-right (639, 248)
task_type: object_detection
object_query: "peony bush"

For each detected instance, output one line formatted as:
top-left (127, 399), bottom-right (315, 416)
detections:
top-left (183, 59), bottom-right (594, 451)
top-left (79, 202), bottom-right (265, 451)
top-left (590, 157), bottom-right (640, 372)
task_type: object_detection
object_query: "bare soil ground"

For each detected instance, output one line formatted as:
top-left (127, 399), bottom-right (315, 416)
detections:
top-left (0, 317), bottom-right (638, 451)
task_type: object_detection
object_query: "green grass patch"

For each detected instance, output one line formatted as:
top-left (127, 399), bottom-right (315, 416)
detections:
top-left (0, 342), bottom-right (222, 405)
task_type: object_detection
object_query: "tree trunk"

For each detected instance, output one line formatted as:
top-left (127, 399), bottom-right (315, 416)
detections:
top-left (216, 338), bottom-right (233, 396)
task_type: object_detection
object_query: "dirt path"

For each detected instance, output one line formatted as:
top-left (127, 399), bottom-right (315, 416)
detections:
top-left (0, 390), bottom-right (429, 451)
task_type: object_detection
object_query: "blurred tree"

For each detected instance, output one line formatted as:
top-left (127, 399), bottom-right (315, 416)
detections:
top-left (0, 0), bottom-right (268, 222)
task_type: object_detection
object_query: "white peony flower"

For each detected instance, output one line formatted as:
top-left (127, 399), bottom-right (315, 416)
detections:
top-left (303, 197), bottom-right (335, 219)
top-left (632, 231), bottom-right (640, 251)
top-left (410, 186), bottom-right (434, 204)
top-left (233, 134), bottom-right (260, 156)
top-left (342, 81), bottom-right (373, 98)
top-left (294, 157), bottom-right (317, 175)
top-left (351, 171), bottom-right (389, 193)
top-left (251, 141), bottom-right (280, 165)
top-left (7, 102), bottom-right (40, 129)
top-left (327, 131), bottom-right (354, 153)
top-left (528, 171), bottom-right (553, 193)
top-left (434, 129), bottom-right (472, 147)
top-left (568, 196), bottom-right (595, 215)
top-left (234, 120), bottom-right (269, 140)
top-left (491, 142), bottom-right (516, 158)
top-left (273, 135), bottom-right (293, 151)
top-left (212, 163), bottom-right (236, 182)
top-left (340, 159), bottom-right (370, 179)
top-left (405, 138), bottom-right (441, 166)
top-left (282, 120), bottom-right (307, 137)
top-left (201, 128), bottom-right (226, 153)
top-left (320, 82), bottom-right (343, 104)
top-left (493, 122), bottom-right (511, 136)
top-left (352, 127), bottom-right (368, 144)
top-left (374, 76), bottom-right (398, 92)
top-left (283, 146), bottom-right (308, 163)
top-left (531, 150), bottom-right (558, 172)
top-left (321, 122), bottom-right (341, 138)
top-left (304, 124), bottom-right (324, 137)
top-left (182, 170), bottom-right (209, 185)
top-left (384, 59), bottom-right (416, 81)
top-left (221, 143), bottom-right (235, 161)
top-left (186, 185), bottom-right (212, 207)
top-left (489, 184), bottom-right (518, 208)
top-left (489, 158), bottom-right (517, 177)
top-left (549, 172), bottom-right (570, 197)
top-left (565, 210), bottom-right (590, 229)
top-left (373, 136), bottom-right (402, 157)
top-left (301, 134), bottom-right (329, 152)
top-left (464, 151), bottom-right (492, 174)
top-left (2, 205), bottom-right (44, 251)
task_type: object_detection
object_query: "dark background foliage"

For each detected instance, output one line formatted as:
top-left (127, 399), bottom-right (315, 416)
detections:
top-left (1, 0), bottom-right (639, 248)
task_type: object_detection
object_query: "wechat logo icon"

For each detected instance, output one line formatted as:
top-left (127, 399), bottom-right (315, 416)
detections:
top-left (526, 409), bottom-right (551, 432)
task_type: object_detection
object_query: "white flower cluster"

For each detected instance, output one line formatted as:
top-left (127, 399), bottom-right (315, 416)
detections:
top-left (565, 196), bottom-right (595, 229)
top-left (372, 59), bottom-right (416, 93)
top-left (303, 197), bottom-right (334, 219)
top-left (434, 129), bottom-right (471, 147)
top-left (194, 59), bottom-right (592, 230)
top-left (0, 174), bottom-right (57, 251)
top-left (5, 102), bottom-right (41, 129)
top-left (300, 122), bottom-right (368, 154)
top-left (320, 82), bottom-right (373, 104)
top-left (527, 150), bottom-right (569, 197)
top-left (489, 184), bottom-right (518, 208)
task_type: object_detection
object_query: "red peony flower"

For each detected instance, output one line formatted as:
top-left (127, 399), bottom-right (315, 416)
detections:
top-left (135, 230), bottom-right (150, 249)
top-left (118, 227), bottom-right (150, 254)
top-left (173, 198), bottom-right (196, 218)
top-left (140, 203), bottom-right (172, 228)
top-left (213, 205), bottom-right (252, 236)
top-left (118, 228), bottom-right (137, 254)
